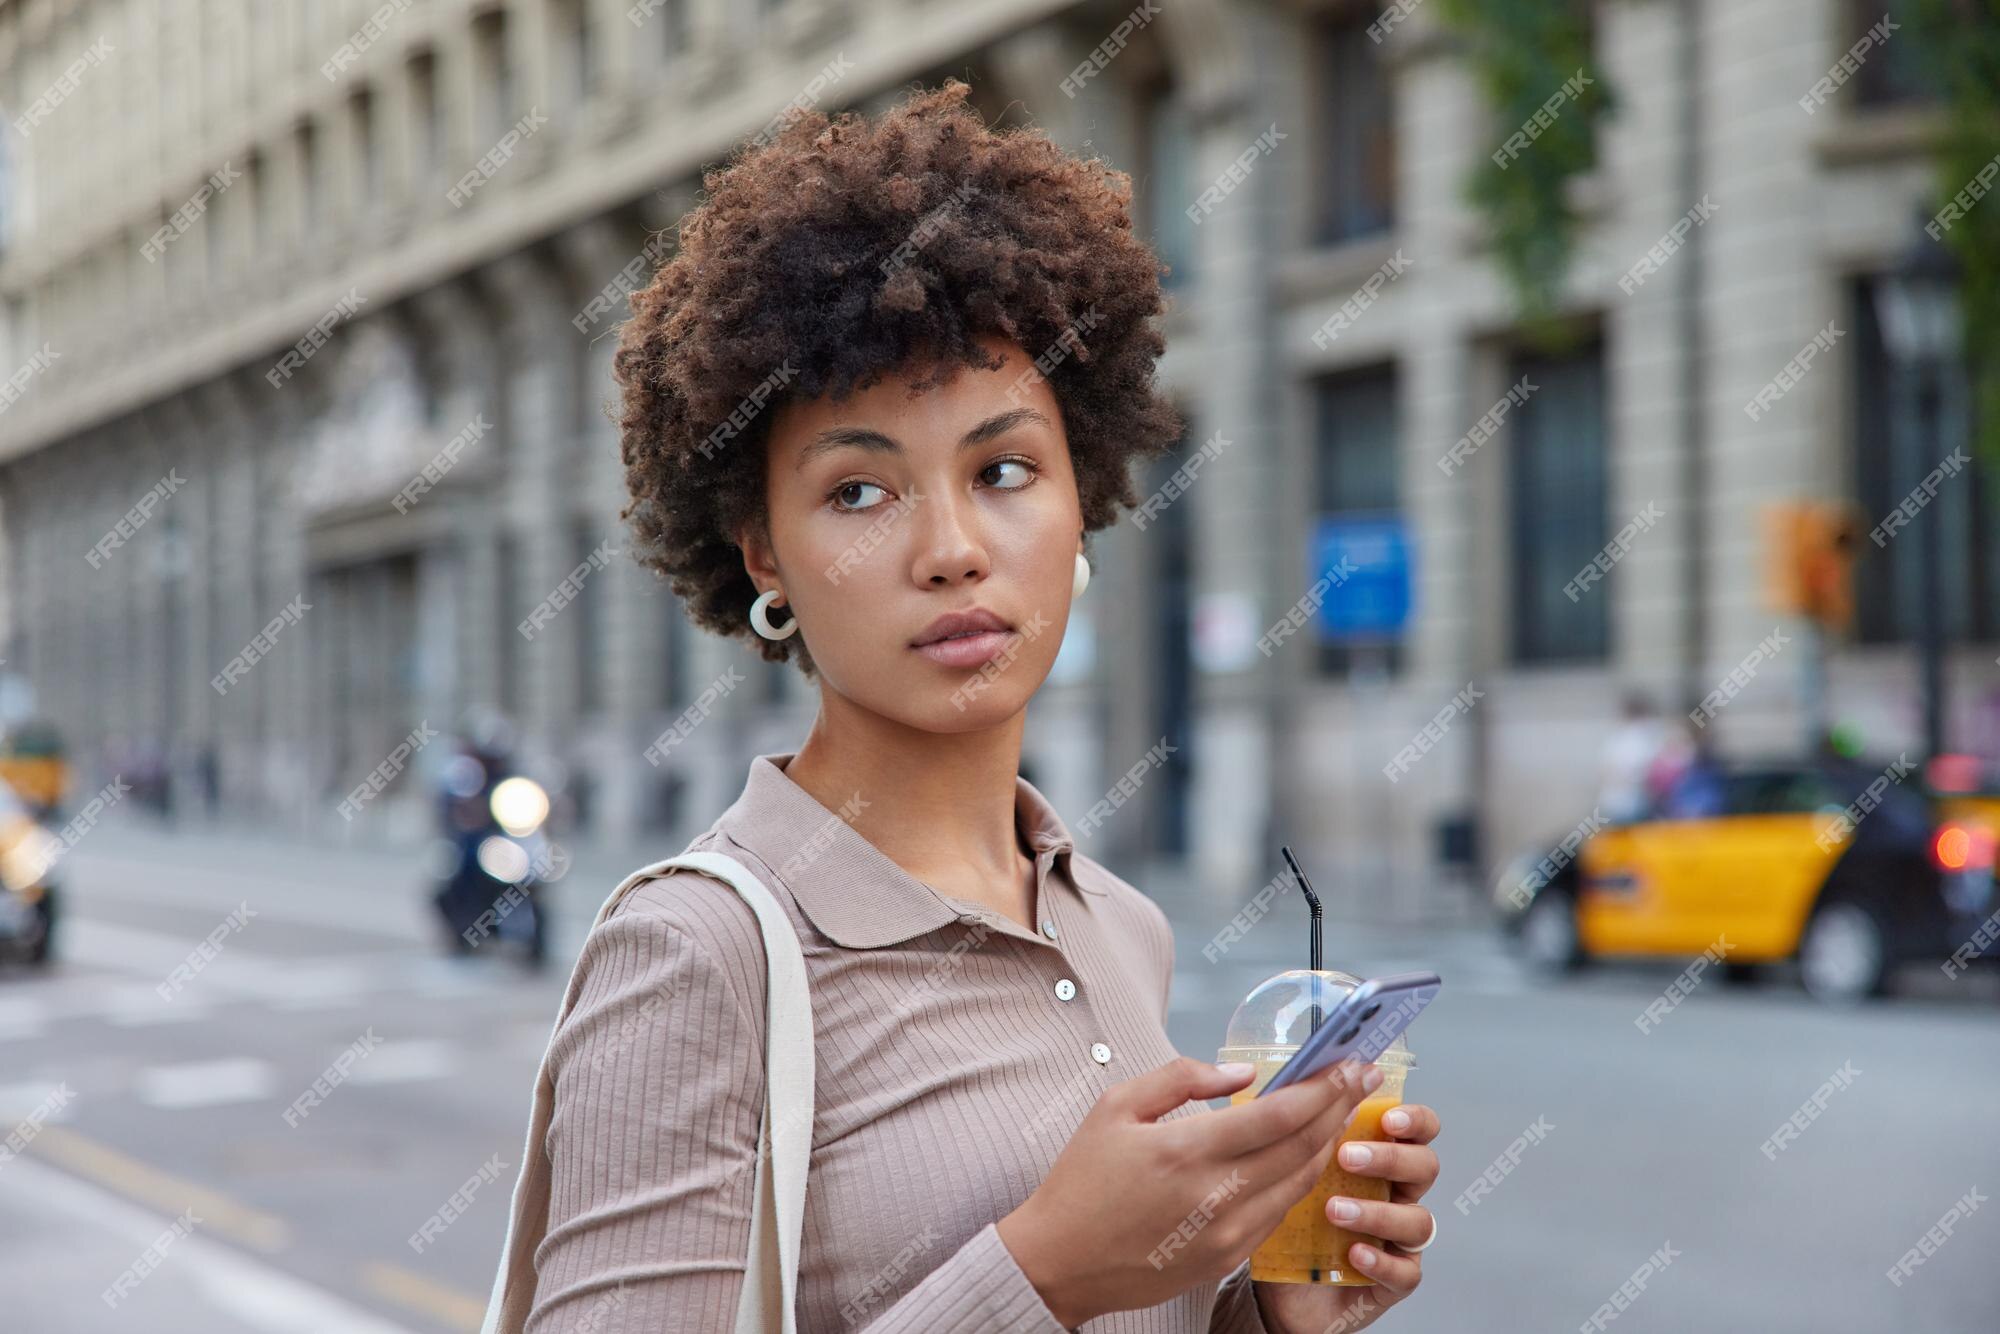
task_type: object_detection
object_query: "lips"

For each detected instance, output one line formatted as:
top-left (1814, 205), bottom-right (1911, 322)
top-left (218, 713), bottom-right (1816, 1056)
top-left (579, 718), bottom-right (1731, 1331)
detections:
top-left (911, 608), bottom-right (1013, 648)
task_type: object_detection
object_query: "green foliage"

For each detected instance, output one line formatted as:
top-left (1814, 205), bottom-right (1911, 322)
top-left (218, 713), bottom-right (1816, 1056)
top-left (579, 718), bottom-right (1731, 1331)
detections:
top-left (1436, 0), bottom-right (1616, 347)
top-left (1904, 0), bottom-right (2000, 469)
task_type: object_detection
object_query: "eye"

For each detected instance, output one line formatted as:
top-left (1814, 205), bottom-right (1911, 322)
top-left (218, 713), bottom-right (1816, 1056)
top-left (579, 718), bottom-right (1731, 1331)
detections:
top-left (982, 457), bottom-right (1038, 490)
top-left (828, 480), bottom-right (890, 512)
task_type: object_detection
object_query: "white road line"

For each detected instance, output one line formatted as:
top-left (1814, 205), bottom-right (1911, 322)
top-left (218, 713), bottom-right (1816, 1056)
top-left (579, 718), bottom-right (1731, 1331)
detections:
top-left (136, 1059), bottom-right (279, 1111)
top-left (0, 1078), bottom-right (76, 1122)
top-left (347, 1039), bottom-right (460, 1086)
top-left (1, 1152), bottom-right (427, 1333)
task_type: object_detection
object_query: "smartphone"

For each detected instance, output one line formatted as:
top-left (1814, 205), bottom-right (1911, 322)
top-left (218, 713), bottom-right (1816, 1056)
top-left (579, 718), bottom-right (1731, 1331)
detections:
top-left (1254, 971), bottom-right (1441, 1097)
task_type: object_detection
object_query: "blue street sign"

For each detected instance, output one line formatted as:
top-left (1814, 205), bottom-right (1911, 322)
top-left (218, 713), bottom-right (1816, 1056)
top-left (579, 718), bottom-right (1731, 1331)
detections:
top-left (1311, 514), bottom-right (1412, 643)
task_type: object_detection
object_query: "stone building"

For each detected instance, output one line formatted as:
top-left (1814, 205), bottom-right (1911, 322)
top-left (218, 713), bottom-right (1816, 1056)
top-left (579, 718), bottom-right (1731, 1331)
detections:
top-left (0, 0), bottom-right (1993, 915)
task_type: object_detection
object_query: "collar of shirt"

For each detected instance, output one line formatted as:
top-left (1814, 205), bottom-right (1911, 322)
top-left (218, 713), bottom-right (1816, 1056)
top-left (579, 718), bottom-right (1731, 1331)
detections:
top-left (712, 750), bottom-right (1099, 950)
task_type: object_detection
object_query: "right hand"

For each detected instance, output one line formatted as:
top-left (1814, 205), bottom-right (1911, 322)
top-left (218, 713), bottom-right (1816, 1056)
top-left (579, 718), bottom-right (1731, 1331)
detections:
top-left (996, 1054), bottom-right (1382, 1328)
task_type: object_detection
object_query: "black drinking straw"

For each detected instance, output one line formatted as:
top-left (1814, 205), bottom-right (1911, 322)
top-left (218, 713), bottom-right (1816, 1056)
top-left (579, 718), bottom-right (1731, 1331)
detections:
top-left (1281, 845), bottom-right (1324, 1034)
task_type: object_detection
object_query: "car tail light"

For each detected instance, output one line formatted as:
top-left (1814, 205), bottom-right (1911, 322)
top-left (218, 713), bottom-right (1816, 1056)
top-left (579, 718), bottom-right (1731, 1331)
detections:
top-left (1932, 822), bottom-right (1996, 873)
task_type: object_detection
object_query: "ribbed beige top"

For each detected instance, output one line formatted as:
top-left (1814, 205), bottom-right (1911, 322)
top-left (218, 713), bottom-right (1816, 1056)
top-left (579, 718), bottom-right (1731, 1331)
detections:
top-left (523, 751), bottom-right (1270, 1333)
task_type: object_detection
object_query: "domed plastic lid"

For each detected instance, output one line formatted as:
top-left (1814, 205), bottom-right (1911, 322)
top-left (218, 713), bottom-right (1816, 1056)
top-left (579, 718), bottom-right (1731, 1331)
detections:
top-left (1216, 968), bottom-right (1414, 1066)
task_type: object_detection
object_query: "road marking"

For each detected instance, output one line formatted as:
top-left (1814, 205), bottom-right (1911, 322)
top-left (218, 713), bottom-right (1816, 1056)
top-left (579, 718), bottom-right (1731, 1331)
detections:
top-left (0, 1078), bottom-right (75, 1121)
top-left (137, 1057), bottom-right (281, 1110)
top-left (4, 1150), bottom-right (424, 1332)
top-left (361, 1261), bottom-right (487, 1332)
top-left (29, 1124), bottom-right (293, 1252)
top-left (347, 1039), bottom-right (459, 1085)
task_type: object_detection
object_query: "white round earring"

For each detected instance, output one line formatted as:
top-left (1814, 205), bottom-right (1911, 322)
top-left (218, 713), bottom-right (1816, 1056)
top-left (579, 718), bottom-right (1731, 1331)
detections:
top-left (750, 588), bottom-right (798, 641)
top-left (1073, 552), bottom-right (1090, 599)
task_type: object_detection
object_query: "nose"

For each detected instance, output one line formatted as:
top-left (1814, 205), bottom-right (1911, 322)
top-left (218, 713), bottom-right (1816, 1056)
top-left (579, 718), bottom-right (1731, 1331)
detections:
top-left (908, 487), bottom-right (990, 588)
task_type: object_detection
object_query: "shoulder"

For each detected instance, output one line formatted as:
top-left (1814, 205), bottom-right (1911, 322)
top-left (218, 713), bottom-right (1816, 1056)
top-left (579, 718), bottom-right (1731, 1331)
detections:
top-left (567, 853), bottom-right (774, 1030)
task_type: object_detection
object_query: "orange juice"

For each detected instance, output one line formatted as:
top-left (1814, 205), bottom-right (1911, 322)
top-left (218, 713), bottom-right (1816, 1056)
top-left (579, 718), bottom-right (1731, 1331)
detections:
top-left (1230, 1061), bottom-right (1409, 1284)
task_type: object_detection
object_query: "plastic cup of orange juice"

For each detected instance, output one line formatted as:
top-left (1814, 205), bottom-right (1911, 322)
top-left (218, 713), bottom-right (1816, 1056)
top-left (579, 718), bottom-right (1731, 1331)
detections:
top-left (1217, 968), bottom-right (1416, 1284)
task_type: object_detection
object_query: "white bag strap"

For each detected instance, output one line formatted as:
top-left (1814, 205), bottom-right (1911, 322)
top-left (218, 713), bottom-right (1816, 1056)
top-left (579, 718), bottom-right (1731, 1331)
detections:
top-left (479, 850), bottom-right (814, 1334)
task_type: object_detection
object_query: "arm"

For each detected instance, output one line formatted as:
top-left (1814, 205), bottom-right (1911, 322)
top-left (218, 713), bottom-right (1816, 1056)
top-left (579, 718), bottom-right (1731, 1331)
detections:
top-left (526, 881), bottom-right (1073, 1333)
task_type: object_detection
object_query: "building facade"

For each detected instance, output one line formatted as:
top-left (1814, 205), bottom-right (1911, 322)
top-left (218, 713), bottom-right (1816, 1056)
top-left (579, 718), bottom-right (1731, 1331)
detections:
top-left (1, 0), bottom-right (1994, 917)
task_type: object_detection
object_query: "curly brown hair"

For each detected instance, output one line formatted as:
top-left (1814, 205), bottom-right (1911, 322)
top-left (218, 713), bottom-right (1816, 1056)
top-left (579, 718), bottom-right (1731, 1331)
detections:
top-left (611, 79), bottom-right (1183, 675)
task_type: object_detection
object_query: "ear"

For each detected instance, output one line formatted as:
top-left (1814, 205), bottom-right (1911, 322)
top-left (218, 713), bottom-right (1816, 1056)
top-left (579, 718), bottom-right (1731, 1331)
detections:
top-left (735, 520), bottom-right (780, 594)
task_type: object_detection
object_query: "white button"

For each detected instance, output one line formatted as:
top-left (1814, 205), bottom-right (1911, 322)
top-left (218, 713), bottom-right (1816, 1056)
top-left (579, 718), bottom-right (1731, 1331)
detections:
top-left (1041, 919), bottom-right (1059, 940)
top-left (1090, 1042), bottom-right (1112, 1064)
top-left (1054, 978), bottom-right (1077, 1001)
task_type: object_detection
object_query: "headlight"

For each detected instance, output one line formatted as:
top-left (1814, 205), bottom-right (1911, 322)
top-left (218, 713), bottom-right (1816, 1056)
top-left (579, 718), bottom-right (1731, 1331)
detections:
top-left (489, 777), bottom-right (549, 836)
top-left (476, 836), bottom-right (532, 885)
top-left (0, 825), bottom-right (62, 893)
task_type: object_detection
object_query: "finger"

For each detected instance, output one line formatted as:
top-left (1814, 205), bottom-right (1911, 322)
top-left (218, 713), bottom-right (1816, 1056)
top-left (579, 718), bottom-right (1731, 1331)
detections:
top-left (1114, 1055), bottom-right (1258, 1121)
top-left (1347, 1240), bottom-right (1423, 1297)
top-left (1378, 1103), bottom-right (1439, 1144)
top-left (1194, 1061), bottom-right (1377, 1160)
top-left (1335, 1140), bottom-right (1438, 1191)
top-left (1325, 1197), bottom-right (1435, 1250)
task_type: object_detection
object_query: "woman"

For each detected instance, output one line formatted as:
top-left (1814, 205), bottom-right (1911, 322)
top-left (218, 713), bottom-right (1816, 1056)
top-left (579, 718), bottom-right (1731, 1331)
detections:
top-left (524, 82), bottom-right (1442, 1332)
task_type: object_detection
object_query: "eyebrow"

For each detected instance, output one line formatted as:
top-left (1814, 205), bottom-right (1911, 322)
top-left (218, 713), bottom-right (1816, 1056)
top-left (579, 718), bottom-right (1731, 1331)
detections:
top-left (794, 407), bottom-right (1051, 471)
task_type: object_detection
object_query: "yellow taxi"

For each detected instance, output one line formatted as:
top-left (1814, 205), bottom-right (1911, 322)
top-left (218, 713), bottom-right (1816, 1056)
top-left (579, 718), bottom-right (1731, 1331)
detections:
top-left (1494, 757), bottom-right (1999, 1001)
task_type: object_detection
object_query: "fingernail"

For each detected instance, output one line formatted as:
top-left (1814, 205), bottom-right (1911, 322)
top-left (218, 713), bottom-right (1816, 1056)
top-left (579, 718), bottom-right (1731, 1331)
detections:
top-left (1352, 1244), bottom-right (1378, 1268)
top-left (1330, 1197), bottom-right (1361, 1223)
top-left (1383, 1108), bottom-right (1410, 1133)
top-left (1361, 1066), bottom-right (1384, 1094)
top-left (1340, 1143), bottom-right (1371, 1168)
top-left (1217, 1061), bottom-right (1255, 1080)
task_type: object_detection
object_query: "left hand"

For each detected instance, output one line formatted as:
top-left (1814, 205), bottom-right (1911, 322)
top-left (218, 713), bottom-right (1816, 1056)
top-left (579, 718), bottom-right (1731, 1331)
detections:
top-left (1250, 1101), bottom-right (1440, 1334)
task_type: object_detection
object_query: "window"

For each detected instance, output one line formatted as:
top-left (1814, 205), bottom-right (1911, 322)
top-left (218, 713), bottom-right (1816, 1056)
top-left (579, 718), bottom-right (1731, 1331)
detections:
top-left (1310, 11), bottom-right (1395, 246)
top-left (409, 50), bottom-right (442, 182)
top-left (1509, 343), bottom-right (1609, 664)
top-left (1851, 276), bottom-right (1998, 644)
top-left (1140, 79), bottom-right (1195, 290)
top-left (1848, 1), bottom-right (1935, 109)
top-left (553, 0), bottom-right (595, 106)
top-left (297, 119), bottom-right (321, 231)
top-left (474, 9), bottom-right (514, 138)
top-left (1312, 365), bottom-right (1403, 674)
top-left (351, 89), bottom-right (379, 204)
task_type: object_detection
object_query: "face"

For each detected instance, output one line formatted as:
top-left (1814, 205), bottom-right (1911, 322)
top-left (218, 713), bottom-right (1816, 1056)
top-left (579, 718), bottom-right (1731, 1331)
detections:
top-left (739, 334), bottom-right (1083, 730)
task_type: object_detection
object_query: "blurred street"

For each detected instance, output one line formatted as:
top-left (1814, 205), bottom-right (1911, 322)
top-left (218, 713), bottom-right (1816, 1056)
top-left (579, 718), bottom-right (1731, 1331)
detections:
top-left (2, 824), bottom-right (1993, 1332)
